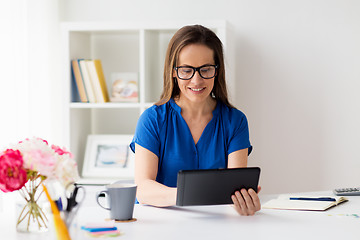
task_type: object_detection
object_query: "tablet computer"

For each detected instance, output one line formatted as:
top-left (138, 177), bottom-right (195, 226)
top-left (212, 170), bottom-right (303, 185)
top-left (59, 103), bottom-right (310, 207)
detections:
top-left (176, 167), bottom-right (260, 206)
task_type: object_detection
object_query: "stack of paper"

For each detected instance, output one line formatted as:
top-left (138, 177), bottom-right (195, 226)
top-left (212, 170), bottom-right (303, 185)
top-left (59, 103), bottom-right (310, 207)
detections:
top-left (81, 221), bottom-right (121, 237)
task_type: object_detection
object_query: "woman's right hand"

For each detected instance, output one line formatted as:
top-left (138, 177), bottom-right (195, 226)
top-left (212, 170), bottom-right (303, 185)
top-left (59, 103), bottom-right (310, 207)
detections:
top-left (231, 186), bottom-right (261, 216)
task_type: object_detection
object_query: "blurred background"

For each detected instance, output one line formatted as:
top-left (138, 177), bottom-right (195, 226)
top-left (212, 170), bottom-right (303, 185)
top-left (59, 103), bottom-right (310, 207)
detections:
top-left (1, 0), bottom-right (359, 194)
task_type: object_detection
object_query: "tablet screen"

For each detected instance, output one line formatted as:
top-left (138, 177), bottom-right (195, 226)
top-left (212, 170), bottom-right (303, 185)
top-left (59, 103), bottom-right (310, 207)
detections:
top-left (176, 167), bottom-right (261, 206)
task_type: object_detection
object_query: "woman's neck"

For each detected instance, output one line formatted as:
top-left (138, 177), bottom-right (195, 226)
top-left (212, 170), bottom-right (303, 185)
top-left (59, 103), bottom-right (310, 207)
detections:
top-left (175, 96), bottom-right (216, 118)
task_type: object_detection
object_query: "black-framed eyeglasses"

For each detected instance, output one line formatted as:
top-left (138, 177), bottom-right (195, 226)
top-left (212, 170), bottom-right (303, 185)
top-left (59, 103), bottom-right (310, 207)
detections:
top-left (174, 65), bottom-right (218, 80)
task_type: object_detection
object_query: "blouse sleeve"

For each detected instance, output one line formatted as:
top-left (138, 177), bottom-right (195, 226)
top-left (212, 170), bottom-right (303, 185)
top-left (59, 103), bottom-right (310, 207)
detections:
top-left (227, 109), bottom-right (253, 156)
top-left (130, 107), bottom-right (161, 158)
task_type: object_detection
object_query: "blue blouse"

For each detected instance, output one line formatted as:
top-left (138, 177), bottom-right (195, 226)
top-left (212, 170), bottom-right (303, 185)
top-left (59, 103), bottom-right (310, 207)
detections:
top-left (130, 98), bottom-right (252, 188)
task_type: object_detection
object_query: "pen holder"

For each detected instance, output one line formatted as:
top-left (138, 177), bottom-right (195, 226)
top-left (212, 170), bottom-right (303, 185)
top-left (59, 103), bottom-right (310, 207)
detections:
top-left (64, 203), bottom-right (82, 228)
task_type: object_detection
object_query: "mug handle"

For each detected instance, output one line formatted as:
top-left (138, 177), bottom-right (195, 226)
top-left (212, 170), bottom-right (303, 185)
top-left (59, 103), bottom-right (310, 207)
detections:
top-left (96, 190), bottom-right (110, 210)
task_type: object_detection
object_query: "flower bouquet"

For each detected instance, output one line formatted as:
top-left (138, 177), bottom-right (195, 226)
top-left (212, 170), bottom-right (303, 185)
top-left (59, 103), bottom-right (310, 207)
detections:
top-left (0, 137), bottom-right (79, 233)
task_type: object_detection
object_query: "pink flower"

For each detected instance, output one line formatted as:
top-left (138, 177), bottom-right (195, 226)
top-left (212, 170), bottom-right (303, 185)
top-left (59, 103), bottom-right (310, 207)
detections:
top-left (7, 137), bottom-right (79, 188)
top-left (0, 149), bottom-right (27, 193)
top-left (51, 145), bottom-right (73, 158)
top-left (22, 149), bottom-right (57, 177)
top-left (15, 138), bottom-right (57, 178)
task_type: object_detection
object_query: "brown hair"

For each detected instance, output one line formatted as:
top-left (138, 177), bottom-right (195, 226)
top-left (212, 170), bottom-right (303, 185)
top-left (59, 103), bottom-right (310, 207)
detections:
top-left (155, 24), bottom-right (234, 108)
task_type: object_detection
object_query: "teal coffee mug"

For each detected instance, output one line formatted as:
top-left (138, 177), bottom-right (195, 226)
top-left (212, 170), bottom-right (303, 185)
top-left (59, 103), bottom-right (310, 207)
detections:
top-left (96, 183), bottom-right (137, 221)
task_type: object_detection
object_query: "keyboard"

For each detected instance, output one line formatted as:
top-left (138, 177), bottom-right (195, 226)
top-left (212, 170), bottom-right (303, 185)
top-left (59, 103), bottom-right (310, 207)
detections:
top-left (333, 187), bottom-right (360, 196)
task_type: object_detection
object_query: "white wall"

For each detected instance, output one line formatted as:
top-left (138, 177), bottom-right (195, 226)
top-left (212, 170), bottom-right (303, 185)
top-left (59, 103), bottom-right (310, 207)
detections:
top-left (0, 0), bottom-right (29, 146)
top-left (2, 0), bottom-right (358, 195)
top-left (26, 0), bottom-right (62, 144)
top-left (58, 0), bottom-right (360, 194)
top-left (0, 0), bottom-right (61, 146)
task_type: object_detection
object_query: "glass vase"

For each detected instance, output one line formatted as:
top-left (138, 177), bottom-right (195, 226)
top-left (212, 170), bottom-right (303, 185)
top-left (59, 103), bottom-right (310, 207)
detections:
top-left (16, 176), bottom-right (49, 233)
top-left (16, 201), bottom-right (49, 233)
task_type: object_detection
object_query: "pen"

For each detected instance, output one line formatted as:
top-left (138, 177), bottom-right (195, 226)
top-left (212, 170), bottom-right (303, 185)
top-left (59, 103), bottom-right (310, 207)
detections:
top-left (289, 197), bottom-right (336, 201)
top-left (54, 198), bottom-right (63, 211)
top-left (81, 226), bottom-right (118, 232)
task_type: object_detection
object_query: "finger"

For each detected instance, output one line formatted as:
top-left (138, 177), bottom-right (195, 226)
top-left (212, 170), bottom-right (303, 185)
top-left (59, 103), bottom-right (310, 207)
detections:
top-left (235, 190), bottom-right (250, 215)
top-left (241, 189), bottom-right (256, 215)
top-left (257, 186), bottom-right (262, 193)
top-left (231, 194), bottom-right (243, 215)
top-left (233, 192), bottom-right (248, 216)
top-left (232, 194), bottom-right (246, 215)
top-left (248, 188), bottom-right (261, 211)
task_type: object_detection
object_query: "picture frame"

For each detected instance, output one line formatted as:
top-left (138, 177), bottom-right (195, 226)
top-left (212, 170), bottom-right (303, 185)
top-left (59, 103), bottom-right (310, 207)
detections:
top-left (82, 134), bottom-right (135, 179)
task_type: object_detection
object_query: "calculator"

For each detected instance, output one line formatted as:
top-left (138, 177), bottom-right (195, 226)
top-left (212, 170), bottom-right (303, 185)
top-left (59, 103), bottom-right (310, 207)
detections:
top-left (333, 187), bottom-right (360, 196)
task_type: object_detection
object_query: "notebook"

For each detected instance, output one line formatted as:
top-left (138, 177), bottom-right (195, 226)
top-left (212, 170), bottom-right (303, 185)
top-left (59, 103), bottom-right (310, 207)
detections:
top-left (176, 167), bottom-right (261, 206)
top-left (262, 195), bottom-right (348, 211)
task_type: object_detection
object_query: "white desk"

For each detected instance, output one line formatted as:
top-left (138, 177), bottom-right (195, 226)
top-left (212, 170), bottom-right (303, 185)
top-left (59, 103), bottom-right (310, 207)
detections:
top-left (1, 186), bottom-right (359, 240)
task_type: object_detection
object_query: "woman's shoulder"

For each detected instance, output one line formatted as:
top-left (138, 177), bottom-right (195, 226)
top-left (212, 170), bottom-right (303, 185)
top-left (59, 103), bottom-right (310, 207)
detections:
top-left (217, 102), bottom-right (250, 135)
top-left (218, 101), bottom-right (247, 121)
top-left (139, 101), bottom-right (173, 122)
top-left (148, 101), bottom-right (172, 113)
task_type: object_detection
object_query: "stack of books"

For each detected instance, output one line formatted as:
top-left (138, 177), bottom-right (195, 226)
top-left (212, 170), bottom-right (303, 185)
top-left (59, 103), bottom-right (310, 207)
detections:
top-left (71, 59), bottom-right (110, 103)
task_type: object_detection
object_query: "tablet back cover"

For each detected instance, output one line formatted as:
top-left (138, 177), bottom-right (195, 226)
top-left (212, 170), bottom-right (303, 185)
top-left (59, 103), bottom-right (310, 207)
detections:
top-left (176, 167), bottom-right (260, 206)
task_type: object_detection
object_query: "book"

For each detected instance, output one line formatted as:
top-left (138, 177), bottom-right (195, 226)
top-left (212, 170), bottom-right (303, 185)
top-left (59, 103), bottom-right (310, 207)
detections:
top-left (262, 195), bottom-right (348, 211)
top-left (79, 60), bottom-right (96, 103)
top-left (85, 60), bottom-right (104, 103)
top-left (110, 72), bottom-right (138, 102)
top-left (93, 59), bottom-right (110, 102)
top-left (70, 66), bottom-right (81, 102)
top-left (71, 60), bottom-right (88, 102)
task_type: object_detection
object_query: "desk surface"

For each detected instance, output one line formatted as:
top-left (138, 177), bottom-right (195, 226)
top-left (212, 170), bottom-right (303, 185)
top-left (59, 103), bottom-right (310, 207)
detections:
top-left (1, 186), bottom-right (359, 240)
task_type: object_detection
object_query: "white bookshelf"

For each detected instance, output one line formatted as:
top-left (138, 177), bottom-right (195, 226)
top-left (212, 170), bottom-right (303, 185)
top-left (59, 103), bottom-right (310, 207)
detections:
top-left (61, 21), bottom-right (234, 178)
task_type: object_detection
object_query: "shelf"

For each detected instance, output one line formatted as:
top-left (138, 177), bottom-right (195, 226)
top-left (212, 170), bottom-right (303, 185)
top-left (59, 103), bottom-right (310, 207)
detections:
top-left (62, 21), bottom-right (231, 179)
top-left (70, 102), bottom-right (140, 109)
top-left (70, 102), bottom-right (155, 109)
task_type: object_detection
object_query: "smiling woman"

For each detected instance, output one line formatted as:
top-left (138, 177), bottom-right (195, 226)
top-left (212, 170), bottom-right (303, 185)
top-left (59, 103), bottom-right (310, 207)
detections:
top-left (130, 25), bottom-right (260, 216)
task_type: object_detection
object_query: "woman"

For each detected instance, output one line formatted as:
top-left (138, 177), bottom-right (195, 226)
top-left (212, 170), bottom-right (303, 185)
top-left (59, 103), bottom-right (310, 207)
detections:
top-left (130, 25), bottom-right (261, 216)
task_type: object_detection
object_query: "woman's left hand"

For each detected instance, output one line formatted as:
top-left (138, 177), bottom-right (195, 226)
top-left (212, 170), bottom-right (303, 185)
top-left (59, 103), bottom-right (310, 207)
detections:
top-left (231, 186), bottom-right (261, 216)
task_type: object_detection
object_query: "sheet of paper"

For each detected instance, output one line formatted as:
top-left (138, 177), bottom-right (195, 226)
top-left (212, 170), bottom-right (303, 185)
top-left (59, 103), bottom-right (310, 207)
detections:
top-left (262, 195), bottom-right (347, 211)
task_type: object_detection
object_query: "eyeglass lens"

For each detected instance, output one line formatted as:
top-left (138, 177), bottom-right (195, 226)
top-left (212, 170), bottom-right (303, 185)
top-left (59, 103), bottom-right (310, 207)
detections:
top-left (177, 65), bottom-right (216, 80)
